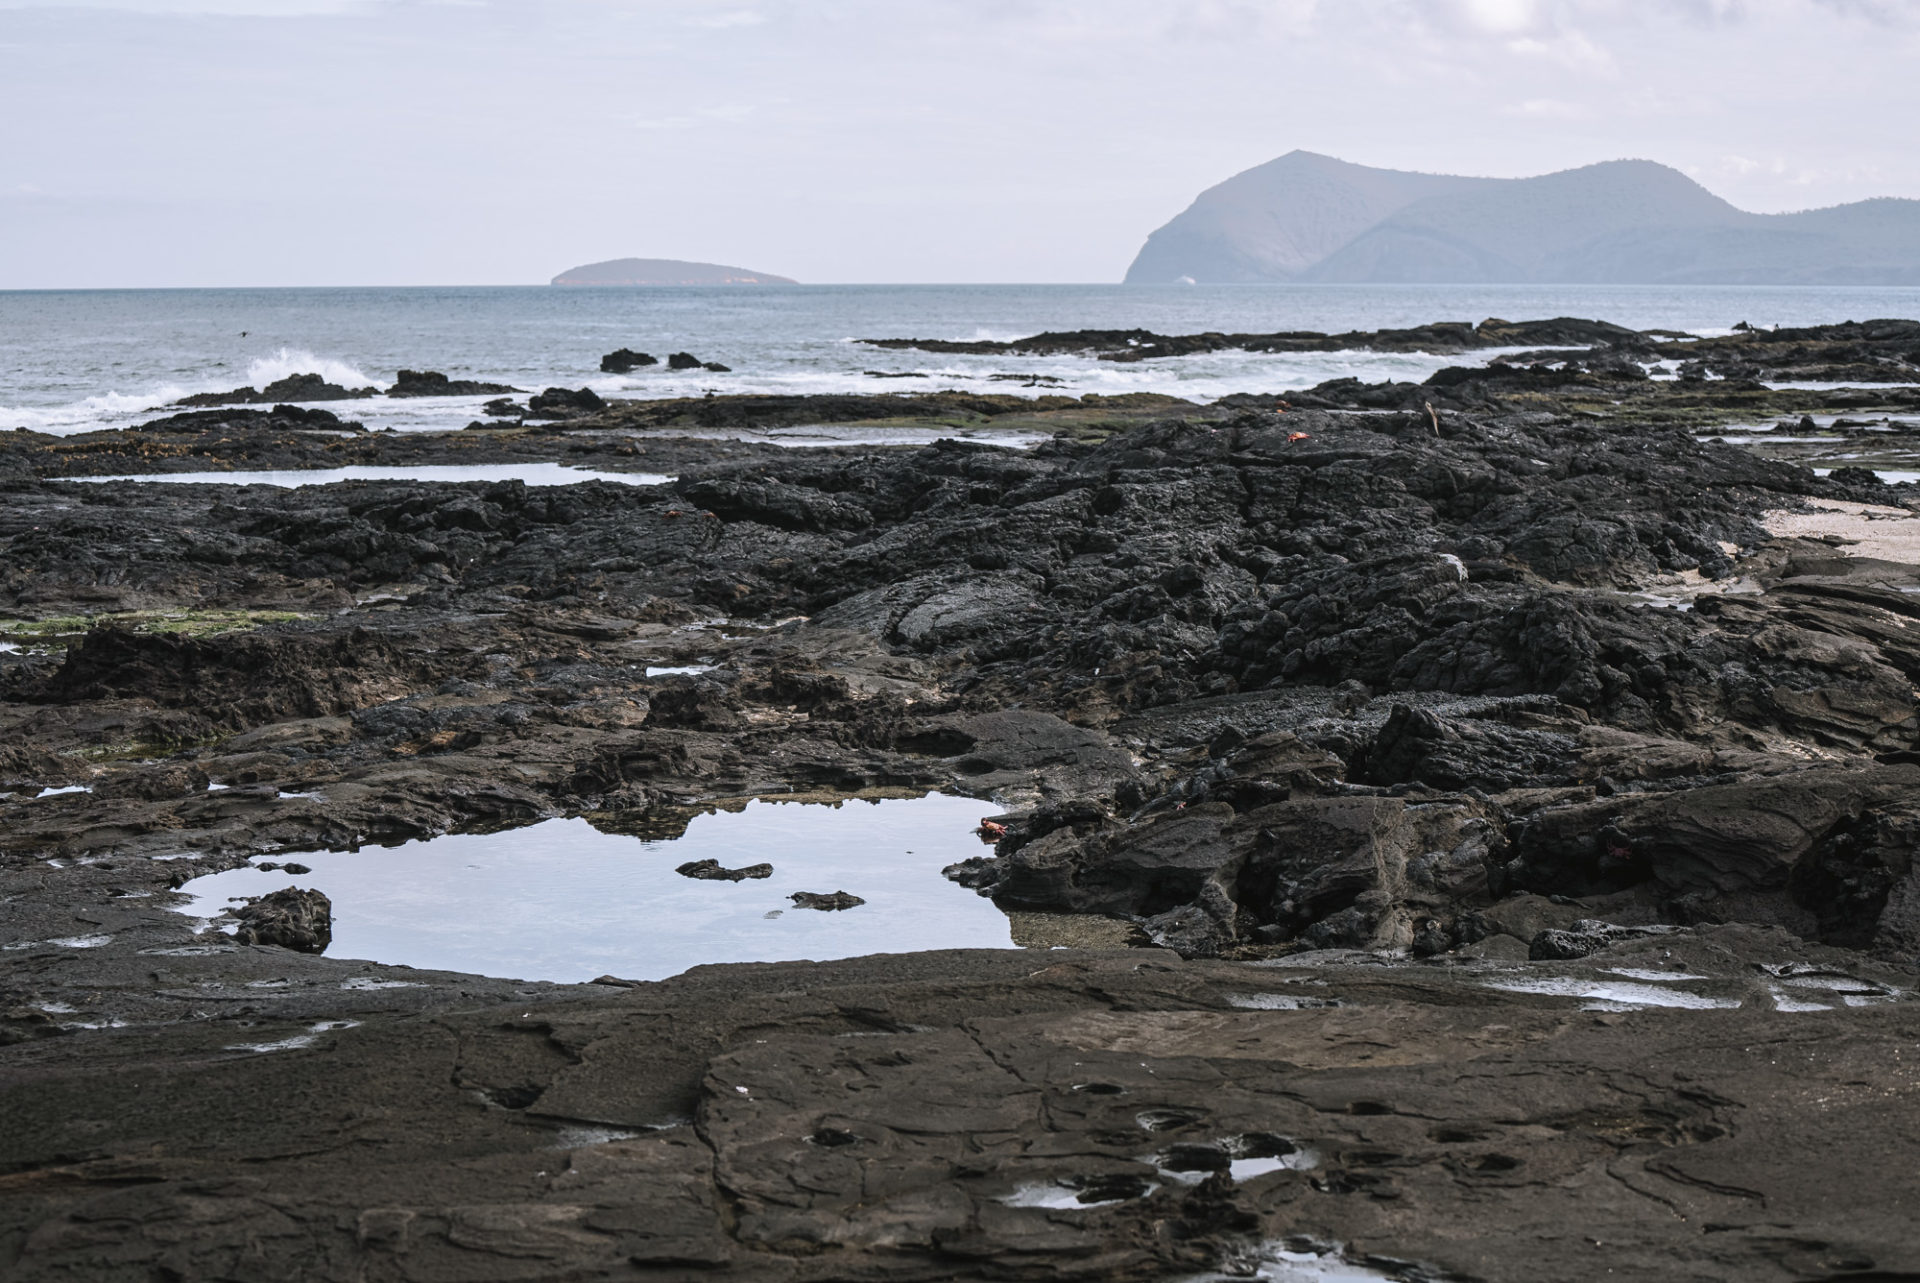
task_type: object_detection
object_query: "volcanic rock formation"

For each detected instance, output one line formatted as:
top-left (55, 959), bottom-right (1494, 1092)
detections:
top-left (1126, 151), bottom-right (1920, 284)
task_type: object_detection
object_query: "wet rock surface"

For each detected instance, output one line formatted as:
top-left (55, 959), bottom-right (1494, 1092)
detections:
top-left (6, 318), bottom-right (1920, 1278)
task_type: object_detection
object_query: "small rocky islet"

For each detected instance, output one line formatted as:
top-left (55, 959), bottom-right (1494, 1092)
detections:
top-left (4, 319), bottom-right (1920, 1279)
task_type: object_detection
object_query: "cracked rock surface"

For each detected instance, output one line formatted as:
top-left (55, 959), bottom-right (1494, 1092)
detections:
top-left (6, 337), bottom-right (1920, 1278)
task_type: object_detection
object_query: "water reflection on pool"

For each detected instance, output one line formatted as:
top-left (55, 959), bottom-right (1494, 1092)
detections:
top-left (173, 794), bottom-right (1012, 982)
top-left (64, 463), bottom-right (673, 487)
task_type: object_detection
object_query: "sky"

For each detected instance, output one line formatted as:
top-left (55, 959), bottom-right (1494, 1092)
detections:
top-left (2, 0), bottom-right (1917, 287)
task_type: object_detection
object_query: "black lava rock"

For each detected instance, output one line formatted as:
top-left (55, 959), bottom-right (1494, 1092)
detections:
top-left (527, 387), bottom-right (607, 418)
top-left (233, 888), bottom-right (332, 953)
top-left (600, 349), bottom-right (659, 374)
top-left (677, 858), bottom-right (774, 882)
top-left (790, 891), bottom-right (865, 911)
top-left (388, 370), bottom-right (519, 398)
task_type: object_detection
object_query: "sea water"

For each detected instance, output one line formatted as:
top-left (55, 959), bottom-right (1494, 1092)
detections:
top-left (6, 282), bottom-right (1919, 436)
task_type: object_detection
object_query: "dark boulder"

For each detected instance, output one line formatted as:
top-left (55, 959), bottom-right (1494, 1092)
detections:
top-left (600, 349), bottom-right (658, 374)
top-left (387, 370), bottom-right (519, 398)
top-left (666, 352), bottom-right (705, 371)
top-left (233, 888), bottom-right (332, 953)
top-left (527, 387), bottom-right (607, 419)
top-left (175, 372), bottom-right (377, 407)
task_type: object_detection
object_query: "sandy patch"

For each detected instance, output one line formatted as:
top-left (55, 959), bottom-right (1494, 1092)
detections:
top-left (1762, 498), bottom-right (1920, 565)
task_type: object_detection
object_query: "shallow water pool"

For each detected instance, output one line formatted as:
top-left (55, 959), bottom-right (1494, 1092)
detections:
top-left (173, 793), bottom-right (1013, 982)
top-left (61, 462), bottom-right (673, 488)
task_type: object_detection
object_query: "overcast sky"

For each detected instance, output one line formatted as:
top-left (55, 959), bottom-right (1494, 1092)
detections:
top-left (3, 0), bottom-right (1916, 287)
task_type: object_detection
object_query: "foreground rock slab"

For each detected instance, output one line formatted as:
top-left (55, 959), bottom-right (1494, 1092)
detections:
top-left (2, 934), bottom-right (1915, 1281)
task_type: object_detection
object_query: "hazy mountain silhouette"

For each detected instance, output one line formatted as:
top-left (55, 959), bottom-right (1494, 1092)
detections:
top-left (1125, 152), bottom-right (1920, 285)
top-left (552, 257), bottom-right (796, 286)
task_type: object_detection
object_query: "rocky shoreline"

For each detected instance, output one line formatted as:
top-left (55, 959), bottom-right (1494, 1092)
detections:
top-left (6, 318), bottom-right (1920, 1279)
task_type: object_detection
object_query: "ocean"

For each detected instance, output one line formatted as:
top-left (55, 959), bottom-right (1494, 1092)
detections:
top-left (4, 282), bottom-right (1919, 437)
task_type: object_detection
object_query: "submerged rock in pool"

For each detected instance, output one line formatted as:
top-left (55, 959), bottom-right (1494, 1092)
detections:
top-left (790, 890), bottom-right (865, 911)
top-left (233, 887), bottom-right (333, 953)
top-left (676, 858), bottom-right (774, 882)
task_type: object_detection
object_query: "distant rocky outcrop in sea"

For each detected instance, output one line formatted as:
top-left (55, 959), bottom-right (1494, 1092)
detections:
top-left (1126, 151), bottom-right (1920, 285)
top-left (551, 257), bottom-right (796, 286)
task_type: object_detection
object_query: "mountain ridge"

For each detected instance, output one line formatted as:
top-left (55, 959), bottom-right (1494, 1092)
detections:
top-left (1125, 152), bottom-right (1920, 285)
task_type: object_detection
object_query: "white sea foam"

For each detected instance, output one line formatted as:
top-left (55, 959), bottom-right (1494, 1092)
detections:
top-left (0, 350), bottom-right (381, 437)
top-left (0, 387), bottom-right (191, 433)
top-left (244, 348), bottom-right (380, 391)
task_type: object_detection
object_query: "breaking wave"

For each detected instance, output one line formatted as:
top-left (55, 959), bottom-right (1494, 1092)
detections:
top-left (0, 348), bottom-right (381, 436)
top-left (244, 348), bottom-right (380, 390)
top-left (0, 387), bottom-right (189, 434)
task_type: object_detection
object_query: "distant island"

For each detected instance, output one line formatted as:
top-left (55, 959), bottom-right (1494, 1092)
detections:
top-left (550, 257), bottom-right (796, 286)
top-left (1126, 151), bottom-right (1920, 285)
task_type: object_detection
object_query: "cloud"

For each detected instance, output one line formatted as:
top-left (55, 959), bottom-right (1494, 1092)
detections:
top-left (0, 0), bottom-right (370, 11)
top-left (1811, 0), bottom-right (1917, 24)
top-left (626, 100), bottom-right (762, 130)
top-left (1458, 0), bottom-right (1540, 34)
top-left (680, 8), bottom-right (764, 29)
top-left (1505, 97), bottom-right (1590, 118)
top-left (1505, 28), bottom-right (1613, 71)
